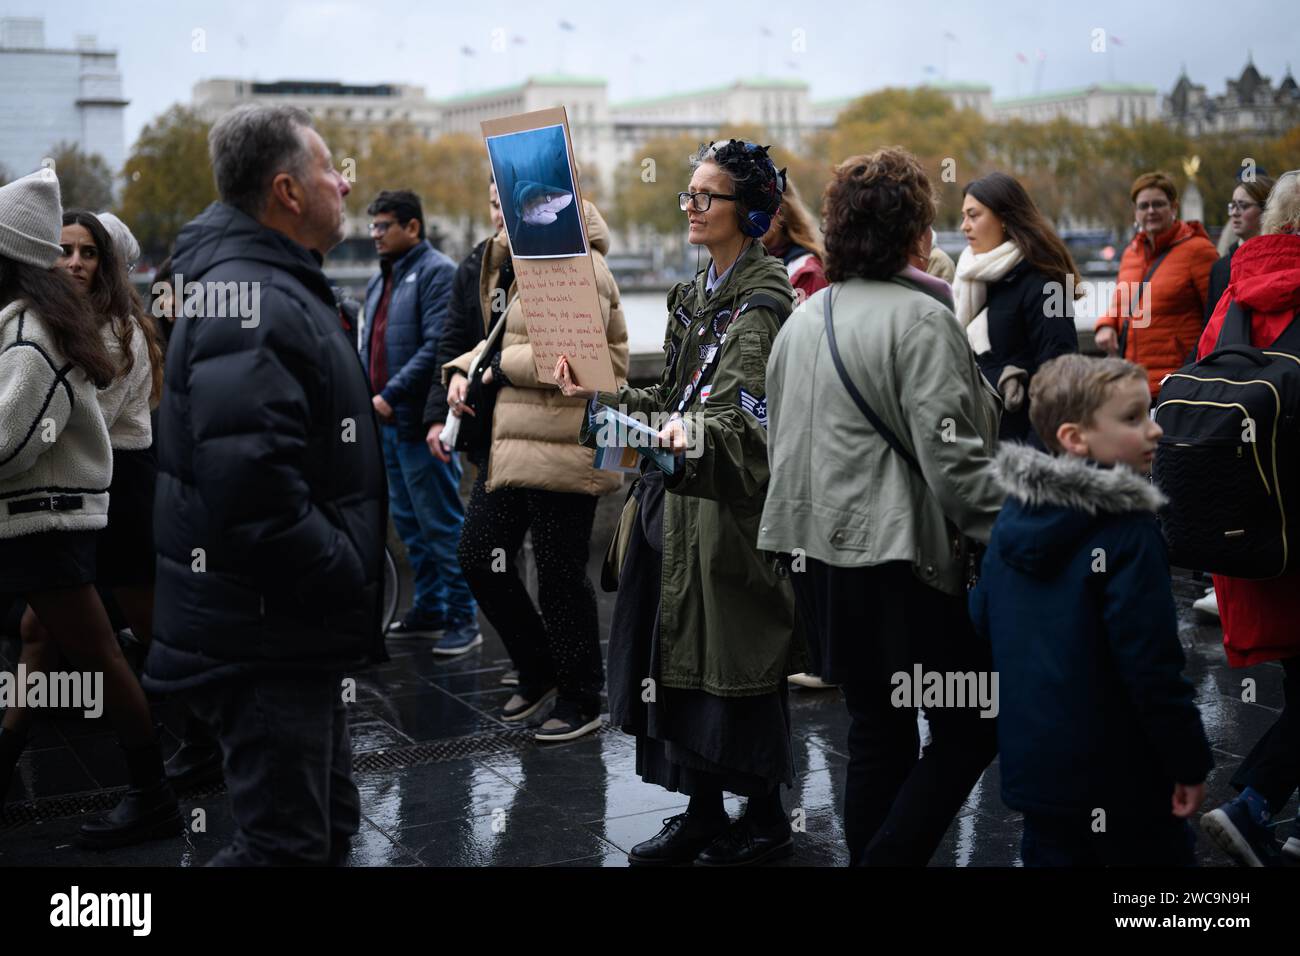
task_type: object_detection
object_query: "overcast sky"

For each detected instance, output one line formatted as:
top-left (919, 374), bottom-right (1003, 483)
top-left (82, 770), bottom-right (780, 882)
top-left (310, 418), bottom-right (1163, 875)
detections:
top-left (6, 0), bottom-right (1298, 147)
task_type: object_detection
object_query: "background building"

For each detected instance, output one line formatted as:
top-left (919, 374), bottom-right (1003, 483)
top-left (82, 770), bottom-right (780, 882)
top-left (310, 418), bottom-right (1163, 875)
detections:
top-left (0, 17), bottom-right (128, 181)
top-left (193, 74), bottom-right (821, 202)
top-left (992, 84), bottom-right (1159, 126)
top-left (1165, 58), bottom-right (1300, 135)
top-left (192, 78), bottom-right (438, 136)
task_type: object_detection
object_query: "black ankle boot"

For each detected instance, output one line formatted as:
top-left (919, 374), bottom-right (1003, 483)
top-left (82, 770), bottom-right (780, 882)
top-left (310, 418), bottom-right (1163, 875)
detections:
top-left (76, 736), bottom-right (184, 850)
top-left (0, 725), bottom-right (31, 813)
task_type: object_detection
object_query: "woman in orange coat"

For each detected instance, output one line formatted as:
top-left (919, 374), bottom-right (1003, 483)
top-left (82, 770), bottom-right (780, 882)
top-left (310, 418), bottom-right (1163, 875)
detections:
top-left (1095, 171), bottom-right (1218, 397)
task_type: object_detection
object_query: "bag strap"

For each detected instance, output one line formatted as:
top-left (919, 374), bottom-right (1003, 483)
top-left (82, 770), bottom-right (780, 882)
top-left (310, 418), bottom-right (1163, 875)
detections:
top-left (823, 286), bottom-right (923, 476)
top-left (1119, 237), bottom-right (1188, 351)
top-left (1135, 241), bottom-right (1183, 310)
top-left (467, 293), bottom-right (515, 381)
top-left (1215, 299), bottom-right (1300, 353)
top-left (743, 291), bottom-right (793, 326)
top-left (1214, 299), bottom-right (1252, 349)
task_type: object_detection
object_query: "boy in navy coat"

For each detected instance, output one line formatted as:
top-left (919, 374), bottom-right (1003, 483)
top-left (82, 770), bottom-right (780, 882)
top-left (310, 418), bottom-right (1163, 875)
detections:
top-left (970, 353), bottom-right (1212, 865)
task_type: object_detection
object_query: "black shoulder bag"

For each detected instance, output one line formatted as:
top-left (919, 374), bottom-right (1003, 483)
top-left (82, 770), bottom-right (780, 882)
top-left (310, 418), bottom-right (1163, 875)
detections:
top-left (822, 285), bottom-right (984, 589)
top-left (453, 293), bottom-right (515, 455)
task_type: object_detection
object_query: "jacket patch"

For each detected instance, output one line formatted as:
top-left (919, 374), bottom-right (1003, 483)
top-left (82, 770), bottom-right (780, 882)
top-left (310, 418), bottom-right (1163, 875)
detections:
top-left (699, 343), bottom-right (718, 364)
top-left (739, 388), bottom-right (767, 427)
top-left (664, 338), bottom-right (678, 374)
top-left (674, 305), bottom-right (691, 328)
top-left (700, 384), bottom-right (713, 403)
top-left (713, 308), bottom-right (734, 336)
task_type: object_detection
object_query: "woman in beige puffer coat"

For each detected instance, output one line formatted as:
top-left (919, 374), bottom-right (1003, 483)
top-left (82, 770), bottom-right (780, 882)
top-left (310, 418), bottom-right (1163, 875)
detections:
top-left (444, 199), bottom-right (627, 740)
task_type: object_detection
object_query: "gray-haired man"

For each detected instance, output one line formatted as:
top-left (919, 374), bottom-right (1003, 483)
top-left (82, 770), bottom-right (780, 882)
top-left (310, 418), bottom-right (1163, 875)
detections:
top-left (145, 105), bottom-right (387, 865)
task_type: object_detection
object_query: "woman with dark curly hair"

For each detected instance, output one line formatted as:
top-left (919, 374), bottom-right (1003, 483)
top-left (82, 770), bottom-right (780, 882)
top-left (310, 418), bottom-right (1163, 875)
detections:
top-left (556, 139), bottom-right (801, 866)
top-left (761, 147), bottom-right (1005, 865)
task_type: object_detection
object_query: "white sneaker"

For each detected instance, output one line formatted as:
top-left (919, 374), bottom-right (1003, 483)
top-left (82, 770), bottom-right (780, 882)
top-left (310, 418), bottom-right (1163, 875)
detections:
top-left (788, 673), bottom-right (837, 689)
top-left (1192, 587), bottom-right (1219, 618)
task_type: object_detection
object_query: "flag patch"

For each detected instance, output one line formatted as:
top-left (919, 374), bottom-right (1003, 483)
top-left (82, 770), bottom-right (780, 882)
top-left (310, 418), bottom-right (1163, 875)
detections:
top-left (700, 384), bottom-right (713, 403)
top-left (738, 388), bottom-right (767, 427)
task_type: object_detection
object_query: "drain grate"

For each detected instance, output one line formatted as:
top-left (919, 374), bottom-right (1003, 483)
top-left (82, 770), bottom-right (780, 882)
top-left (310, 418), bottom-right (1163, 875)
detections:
top-left (1, 789), bottom-right (129, 829)
top-left (1, 724), bottom-right (617, 829)
top-left (352, 728), bottom-right (537, 771)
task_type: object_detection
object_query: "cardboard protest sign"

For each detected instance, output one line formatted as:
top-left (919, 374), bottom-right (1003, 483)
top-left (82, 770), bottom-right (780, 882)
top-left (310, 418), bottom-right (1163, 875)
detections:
top-left (482, 108), bottom-right (616, 392)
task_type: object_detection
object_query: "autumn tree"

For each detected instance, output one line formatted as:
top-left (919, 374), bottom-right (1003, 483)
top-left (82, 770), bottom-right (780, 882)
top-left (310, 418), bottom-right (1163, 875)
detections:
top-left (118, 106), bottom-right (216, 261)
top-left (612, 133), bottom-right (703, 238)
top-left (423, 133), bottom-right (491, 253)
top-left (818, 88), bottom-right (989, 227)
top-left (45, 142), bottom-right (115, 212)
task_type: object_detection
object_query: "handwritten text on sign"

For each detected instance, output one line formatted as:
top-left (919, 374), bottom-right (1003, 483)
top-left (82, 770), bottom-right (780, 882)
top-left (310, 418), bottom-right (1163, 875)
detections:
top-left (513, 256), bottom-right (616, 392)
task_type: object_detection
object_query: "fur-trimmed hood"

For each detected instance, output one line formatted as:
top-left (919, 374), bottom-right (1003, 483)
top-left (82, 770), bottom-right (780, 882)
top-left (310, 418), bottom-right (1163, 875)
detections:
top-left (994, 442), bottom-right (1165, 515)
top-left (990, 442), bottom-right (1165, 577)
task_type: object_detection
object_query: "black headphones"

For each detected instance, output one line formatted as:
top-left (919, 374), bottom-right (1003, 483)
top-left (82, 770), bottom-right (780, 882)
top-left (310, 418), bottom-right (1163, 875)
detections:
top-left (714, 141), bottom-right (787, 237)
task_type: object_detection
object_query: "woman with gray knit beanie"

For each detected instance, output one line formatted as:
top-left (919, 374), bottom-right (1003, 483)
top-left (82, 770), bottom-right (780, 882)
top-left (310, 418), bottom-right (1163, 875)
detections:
top-left (0, 169), bottom-right (182, 848)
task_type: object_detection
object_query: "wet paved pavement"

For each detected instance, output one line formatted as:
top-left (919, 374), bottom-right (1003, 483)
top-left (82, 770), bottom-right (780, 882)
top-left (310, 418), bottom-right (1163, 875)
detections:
top-left (1, 488), bottom-right (1296, 867)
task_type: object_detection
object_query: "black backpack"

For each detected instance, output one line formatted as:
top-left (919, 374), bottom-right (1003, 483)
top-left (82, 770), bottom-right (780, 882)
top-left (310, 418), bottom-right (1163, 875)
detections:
top-left (1152, 301), bottom-right (1300, 577)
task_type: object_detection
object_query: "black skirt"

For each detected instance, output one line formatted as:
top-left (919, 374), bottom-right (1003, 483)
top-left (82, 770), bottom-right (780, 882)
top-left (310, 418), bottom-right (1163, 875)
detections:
top-left (97, 446), bottom-right (157, 588)
top-left (607, 469), bottom-right (795, 798)
top-left (0, 529), bottom-right (98, 597)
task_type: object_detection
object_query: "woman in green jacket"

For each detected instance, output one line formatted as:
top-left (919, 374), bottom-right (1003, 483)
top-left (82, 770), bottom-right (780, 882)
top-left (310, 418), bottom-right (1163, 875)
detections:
top-left (556, 140), bottom-right (802, 866)
top-left (762, 148), bottom-right (1004, 865)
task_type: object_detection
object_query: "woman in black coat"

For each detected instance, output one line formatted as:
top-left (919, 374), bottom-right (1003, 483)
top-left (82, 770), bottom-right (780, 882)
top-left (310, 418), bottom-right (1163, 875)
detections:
top-left (953, 172), bottom-right (1082, 445)
top-left (1205, 173), bottom-right (1275, 323)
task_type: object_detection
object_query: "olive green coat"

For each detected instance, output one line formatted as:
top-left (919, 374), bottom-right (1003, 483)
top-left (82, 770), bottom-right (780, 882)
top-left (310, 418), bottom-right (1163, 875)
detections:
top-left (583, 242), bottom-right (806, 696)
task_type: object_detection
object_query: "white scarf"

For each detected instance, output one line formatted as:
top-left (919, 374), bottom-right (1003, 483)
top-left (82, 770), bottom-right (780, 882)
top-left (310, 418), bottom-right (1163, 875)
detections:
top-left (953, 240), bottom-right (1023, 355)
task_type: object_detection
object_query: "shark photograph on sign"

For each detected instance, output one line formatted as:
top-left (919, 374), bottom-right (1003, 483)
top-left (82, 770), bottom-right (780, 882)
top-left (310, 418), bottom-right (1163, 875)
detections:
top-left (485, 123), bottom-right (588, 259)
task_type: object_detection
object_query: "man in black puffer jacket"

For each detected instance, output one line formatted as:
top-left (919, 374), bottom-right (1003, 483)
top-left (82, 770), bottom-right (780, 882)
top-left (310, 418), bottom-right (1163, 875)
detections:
top-left (146, 104), bottom-right (387, 866)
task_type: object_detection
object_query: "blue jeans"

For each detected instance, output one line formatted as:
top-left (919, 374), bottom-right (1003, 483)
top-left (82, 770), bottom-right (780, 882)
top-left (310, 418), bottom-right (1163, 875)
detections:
top-left (380, 425), bottom-right (476, 623)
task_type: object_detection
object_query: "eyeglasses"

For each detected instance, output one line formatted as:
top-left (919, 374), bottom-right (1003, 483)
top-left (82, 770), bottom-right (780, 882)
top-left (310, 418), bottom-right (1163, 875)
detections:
top-left (1135, 199), bottom-right (1170, 212)
top-left (1227, 201), bottom-right (1261, 213)
top-left (368, 221), bottom-right (395, 236)
top-left (679, 191), bottom-right (739, 213)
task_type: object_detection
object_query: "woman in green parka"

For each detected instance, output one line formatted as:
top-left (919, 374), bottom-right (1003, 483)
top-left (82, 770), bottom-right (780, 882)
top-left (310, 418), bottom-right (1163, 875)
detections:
top-left (555, 140), bottom-right (803, 866)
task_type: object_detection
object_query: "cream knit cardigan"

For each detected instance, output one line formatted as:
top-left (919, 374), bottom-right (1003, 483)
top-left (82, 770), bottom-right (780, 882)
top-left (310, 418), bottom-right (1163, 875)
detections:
top-left (98, 316), bottom-right (153, 450)
top-left (0, 299), bottom-right (112, 538)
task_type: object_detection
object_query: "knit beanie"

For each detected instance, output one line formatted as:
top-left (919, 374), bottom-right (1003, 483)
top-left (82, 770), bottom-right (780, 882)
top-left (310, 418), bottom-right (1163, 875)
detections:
top-left (0, 168), bottom-right (64, 269)
top-left (97, 211), bottom-right (141, 269)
